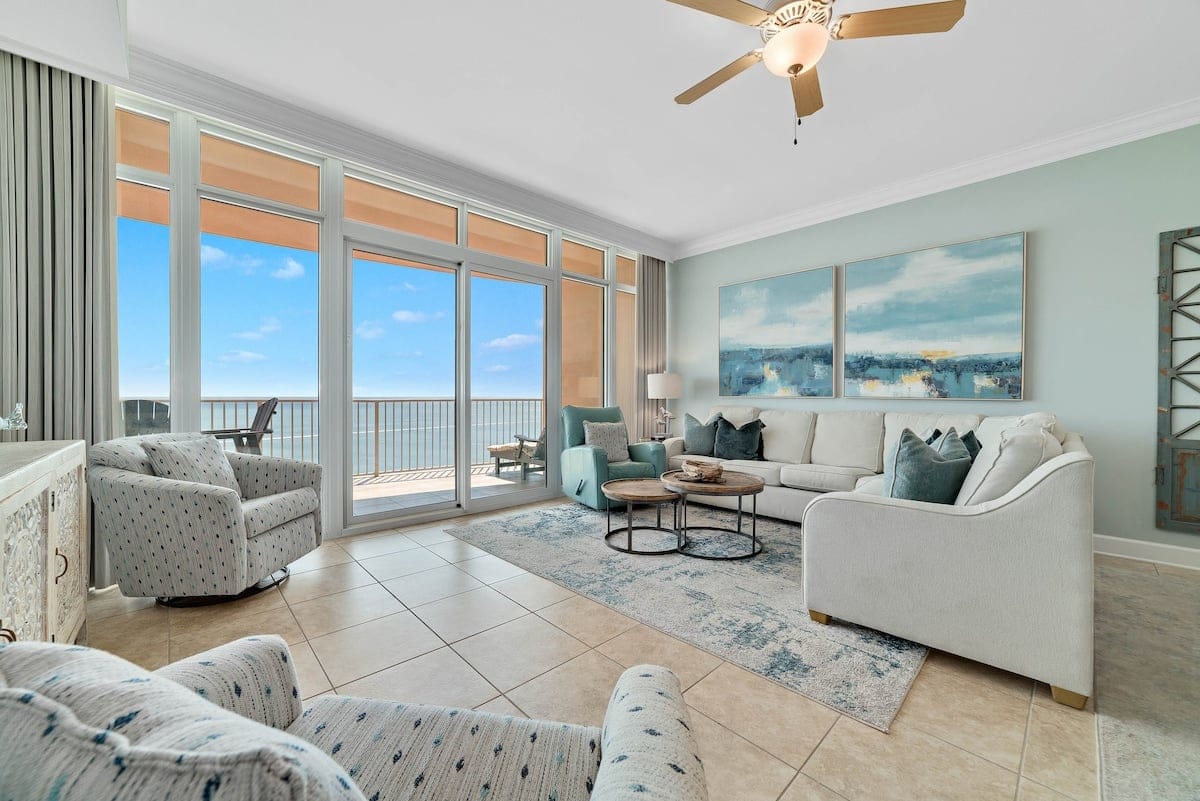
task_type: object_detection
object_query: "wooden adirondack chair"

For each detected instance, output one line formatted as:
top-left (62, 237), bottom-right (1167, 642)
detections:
top-left (203, 397), bottom-right (278, 454)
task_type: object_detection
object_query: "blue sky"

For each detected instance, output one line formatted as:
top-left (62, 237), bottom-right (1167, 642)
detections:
top-left (844, 233), bottom-right (1024, 357)
top-left (117, 217), bottom-right (545, 399)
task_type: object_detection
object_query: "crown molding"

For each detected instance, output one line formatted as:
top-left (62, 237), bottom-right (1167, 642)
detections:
top-left (120, 47), bottom-right (675, 260)
top-left (675, 95), bottom-right (1200, 260)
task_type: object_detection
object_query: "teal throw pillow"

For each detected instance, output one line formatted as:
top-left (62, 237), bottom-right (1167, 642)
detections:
top-left (683, 413), bottom-right (722, 455)
top-left (714, 418), bottom-right (765, 461)
top-left (883, 428), bottom-right (972, 504)
top-left (932, 427), bottom-right (982, 461)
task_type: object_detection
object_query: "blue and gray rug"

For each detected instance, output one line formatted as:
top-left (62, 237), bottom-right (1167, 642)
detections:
top-left (447, 503), bottom-right (925, 731)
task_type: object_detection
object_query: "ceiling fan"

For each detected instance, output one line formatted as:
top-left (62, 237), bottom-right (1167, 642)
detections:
top-left (670, 0), bottom-right (966, 120)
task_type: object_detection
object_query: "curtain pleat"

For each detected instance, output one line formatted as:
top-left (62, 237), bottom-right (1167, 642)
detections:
top-left (0, 51), bottom-right (120, 587)
top-left (636, 256), bottom-right (668, 440)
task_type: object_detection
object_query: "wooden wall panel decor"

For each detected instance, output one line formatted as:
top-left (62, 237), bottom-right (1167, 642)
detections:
top-left (1157, 226), bottom-right (1200, 532)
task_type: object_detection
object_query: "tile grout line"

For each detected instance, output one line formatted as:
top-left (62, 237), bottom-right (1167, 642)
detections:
top-left (1014, 687), bottom-right (1036, 801)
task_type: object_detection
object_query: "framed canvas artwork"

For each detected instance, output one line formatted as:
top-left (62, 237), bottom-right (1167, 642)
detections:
top-left (843, 232), bottom-right (1026, 400)
top-left (719, 266), bottom-right (835, 397)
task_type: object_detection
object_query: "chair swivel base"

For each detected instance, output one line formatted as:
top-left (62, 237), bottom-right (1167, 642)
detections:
top-left (156, 567), bottom-right (290, 608)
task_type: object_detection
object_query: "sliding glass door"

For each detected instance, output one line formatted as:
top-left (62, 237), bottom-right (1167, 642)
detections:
top-left (350, 248), bottom-right (459, 518)
top-left (469, 271), bottom-right (548, 500)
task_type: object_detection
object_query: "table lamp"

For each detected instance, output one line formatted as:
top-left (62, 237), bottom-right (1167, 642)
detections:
top-left (646, 373), bottom-right (682, 439)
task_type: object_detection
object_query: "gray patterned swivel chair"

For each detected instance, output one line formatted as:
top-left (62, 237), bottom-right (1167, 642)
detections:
top-left (89, 433), bottom-right (321, 602)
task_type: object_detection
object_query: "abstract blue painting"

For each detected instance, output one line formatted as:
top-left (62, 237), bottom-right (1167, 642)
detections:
top-left (719, 266), bottom-right (835, 397)
top-left (843, 233), bottom-right (1025, 399)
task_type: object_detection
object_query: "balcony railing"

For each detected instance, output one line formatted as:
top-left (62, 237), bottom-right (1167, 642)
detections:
top-left (121, 397), bottom-right (545, 479)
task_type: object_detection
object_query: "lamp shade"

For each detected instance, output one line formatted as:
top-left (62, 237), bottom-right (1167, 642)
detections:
top-left (647, 372), bottom-right (683, 399)
top-left (762, 22), bottom-right (829, 77)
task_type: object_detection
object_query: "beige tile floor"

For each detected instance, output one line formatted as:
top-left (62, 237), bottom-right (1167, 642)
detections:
top-left (88, 503), bottom-right (1193, 801)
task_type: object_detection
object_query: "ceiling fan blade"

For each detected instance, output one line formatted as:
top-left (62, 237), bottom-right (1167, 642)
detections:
top-left (833, 0), bottom-right (965, 39)
top-left (665, 0), bottom-right (770, 27)
top-left (791, 68), bottom-right (824, 117)
top-left (675, 51), bottom-right (763, 104)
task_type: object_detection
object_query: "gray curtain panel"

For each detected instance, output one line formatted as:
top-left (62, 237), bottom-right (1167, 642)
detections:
top-left (0, 52), bottom-right (120, 587)
top-left (636, 255), bottom-right (667, 439)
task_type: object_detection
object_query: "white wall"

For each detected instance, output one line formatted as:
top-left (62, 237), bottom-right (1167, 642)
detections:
top-left (670, 124), bottom-right (1200, 551)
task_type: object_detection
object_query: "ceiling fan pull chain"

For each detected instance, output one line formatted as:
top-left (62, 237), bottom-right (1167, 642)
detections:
top-left (794, 116), bottom-right (801, 145)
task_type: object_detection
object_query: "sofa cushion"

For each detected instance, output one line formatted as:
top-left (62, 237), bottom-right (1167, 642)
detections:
top-left (956, 427), bottom-right (1064, 505)
top-left (714, 418), bottom-right (765, 461)
top-left (810, 411), bottom-right (885, 471)
top-left (243, 486), bottom-right (320, 537)
top-left (976, 412), bottom-right (1066, 446)
top-left (709, 405), bottom-right (760, 426)
top-left (683, 412), bottom-right (722, 456)
top-left (584, 420), bottom-right (631, 463)
top-left (668, 453), bottom-right (724, 471)
top-left (290, 696), bottom-right (600, 801)
top-left (759, 409), bottom-right (816, 464)
top-left (883, 413), bottom-right (983, 458)
top-left (853, 474), bottom-right (885, 495)
top-left (883, 428), bottom-right (973, 504)
top-left (607, 460), bottom-right (658, 480)
top-left (0, 641), bottom-right (364, 801)
top-left (780, 463), bottom-right (875, 493)
top-left (724, 460), bottom-right (787, 487)
top-left (141, 435), bottom-right (242, 494)
top-left (89, 432), bottom-right (211, 475)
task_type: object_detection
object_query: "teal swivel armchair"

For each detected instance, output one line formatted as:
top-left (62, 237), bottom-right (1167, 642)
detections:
top-left (561, 406), bottom-right (667, 510)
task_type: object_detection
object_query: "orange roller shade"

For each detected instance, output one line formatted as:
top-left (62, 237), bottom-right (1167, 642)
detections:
top-left (345, 177), bottom-right (458, 244)
top-left (201, 199), bottom-right (318, 251)
top-left (117, 181), bottom-right (169, 225)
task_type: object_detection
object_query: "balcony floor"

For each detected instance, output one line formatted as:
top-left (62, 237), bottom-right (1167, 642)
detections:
top-left (352, 463), bottom-right (546, 516)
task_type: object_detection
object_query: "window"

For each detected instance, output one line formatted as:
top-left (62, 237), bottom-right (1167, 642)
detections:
top-left (467, 213), bottom-right (547, 266)
top-left (116, 181), bottom-right (171, 435)
top-left (561, 279), bottom-right (605, 407)
top-left (116, 109), bottom-right (169, 174)
top-left (562, 239), bottom-right (605, 278)
top-left (200, 134), bottom-right (320, 210)
top-left (615, 290), bottom-right (637, 435)
top-left (345, 176), bottom-right (458, 243)
top-left (617, 255), bottom-right (637, 286)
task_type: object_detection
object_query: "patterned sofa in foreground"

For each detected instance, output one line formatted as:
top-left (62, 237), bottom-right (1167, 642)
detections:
top-left (0, 636), bottom-right (707, 801)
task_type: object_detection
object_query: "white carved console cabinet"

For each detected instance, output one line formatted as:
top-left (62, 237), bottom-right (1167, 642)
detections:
top-left (0, 441), bottom-right (88, 644)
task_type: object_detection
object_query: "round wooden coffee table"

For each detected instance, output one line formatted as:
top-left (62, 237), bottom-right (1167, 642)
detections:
top-left (661, 469), bottom-right (765, 560)
top-left (601, 478), bottom-right (684, 555)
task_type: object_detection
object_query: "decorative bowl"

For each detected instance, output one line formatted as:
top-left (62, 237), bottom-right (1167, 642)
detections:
top-left (680, 460), bottom-right (724, 482)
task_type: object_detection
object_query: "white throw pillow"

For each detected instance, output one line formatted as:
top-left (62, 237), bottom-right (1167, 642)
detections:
top-left (141, 435), bottom-right (241, 494)
top-left (583, 420), bottom-right (631, 463)
top-left (976, 412), bottom-right (1066, 447)
top-left (956, 427), bottom-right (1064, 505)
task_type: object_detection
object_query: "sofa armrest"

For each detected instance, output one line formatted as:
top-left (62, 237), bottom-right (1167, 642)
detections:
top-left (663, 437), bottom-right (685, 459)
top-left (88, 466), bottom-right (250, 596)
top-left (628, 441), bottom-right (667, 476)
top-left (801, 453), bottom-right (1095, 696)
top-left (227, 452), bottom-right (323, 500)
top-left (592, 665), bottom-right (707, 801)
top-left (155, 635), bottom-right (304, 730)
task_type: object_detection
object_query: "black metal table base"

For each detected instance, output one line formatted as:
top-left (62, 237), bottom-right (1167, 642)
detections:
top-left (675, 493), bottom-right (763, 561)
top-left (605, 500), bottom-right (684, 555)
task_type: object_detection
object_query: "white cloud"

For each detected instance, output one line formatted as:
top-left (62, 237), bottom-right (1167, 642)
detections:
top-left (392, 309), bottom-right (446, 324)
top-left (485, 333), bottom-right (539, 350)
top-left (232, 317), bottom-right (281, 341)
top-left (485, 364), bottom-right (510, 373)
top-left (356, 320), bottom-right (385, 340)
top-left (201, 244), bottom-right (228, 266)
top-left (272, 257), bottom-right (306, 280)
top-left (845, 249), bottom-right (1016, 311)
top-left (218, 350), bottom-right (267, 364)
top-left (404, 282), bottom-right (417, 292)
top-left (720, 290), bottom-right (834, 350)
top-left (202, 245), bottom-right (263, 273)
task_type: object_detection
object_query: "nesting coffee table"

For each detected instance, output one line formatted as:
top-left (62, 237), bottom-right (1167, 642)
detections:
top-left (601, 478), bottom-right (685, 555)
top-left (660, 469), bottom-right (765, 560)
top-left (601, 470), bottom-right (765, 560)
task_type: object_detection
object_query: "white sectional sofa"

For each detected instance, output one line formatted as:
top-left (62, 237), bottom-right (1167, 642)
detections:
top-left (663, 404), bottom-right (1096, 707)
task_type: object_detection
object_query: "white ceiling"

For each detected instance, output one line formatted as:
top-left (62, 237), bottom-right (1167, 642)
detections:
top-left (0, 0), bottom-right (127, 83)
top-left (122, 0), bottom-right (1200, 257)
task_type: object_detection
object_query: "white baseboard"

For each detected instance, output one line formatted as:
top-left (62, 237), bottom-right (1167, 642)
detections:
top-left (1093, 534), bottom-right (1200, 569)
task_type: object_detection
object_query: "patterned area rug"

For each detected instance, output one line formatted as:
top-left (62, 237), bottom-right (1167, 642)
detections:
top-left (447, 503), bottom-right (925, 731)
top-left (1095, 561), bottom-right (1200, 800)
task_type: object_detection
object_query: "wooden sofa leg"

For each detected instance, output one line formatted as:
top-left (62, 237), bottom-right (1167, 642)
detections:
top-left (1050, 686), bottom-right (1088, 709)
top-left (808, 610), bottom-right (831, 625)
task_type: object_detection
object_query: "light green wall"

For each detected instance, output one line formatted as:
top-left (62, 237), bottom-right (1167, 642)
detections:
top-left (670, 124), bottom-right (1200, 550)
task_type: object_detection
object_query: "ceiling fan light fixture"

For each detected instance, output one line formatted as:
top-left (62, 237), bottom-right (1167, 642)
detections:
top-left (762, 22), bottom-right (829, 77)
